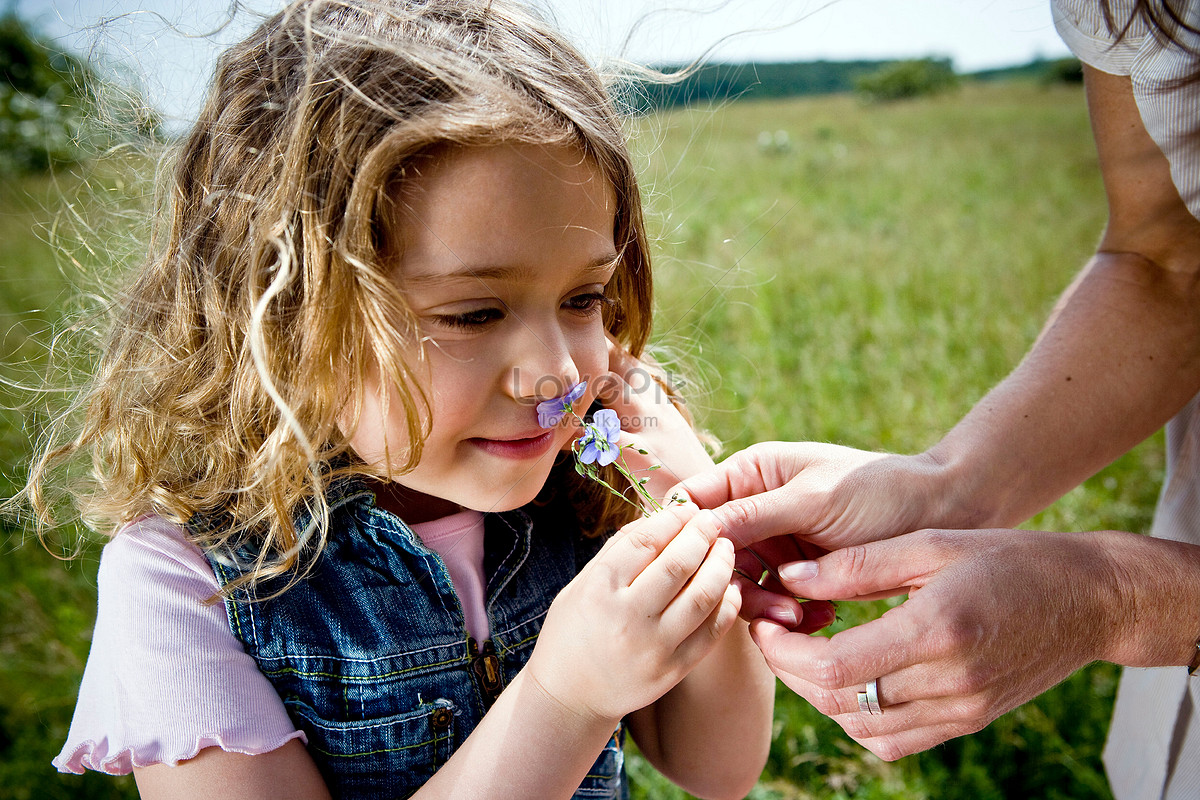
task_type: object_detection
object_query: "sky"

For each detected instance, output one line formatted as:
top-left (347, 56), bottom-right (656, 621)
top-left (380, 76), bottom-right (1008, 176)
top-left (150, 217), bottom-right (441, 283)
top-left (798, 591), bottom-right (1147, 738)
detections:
top-left (19, 0), bottom-right (1072, 130)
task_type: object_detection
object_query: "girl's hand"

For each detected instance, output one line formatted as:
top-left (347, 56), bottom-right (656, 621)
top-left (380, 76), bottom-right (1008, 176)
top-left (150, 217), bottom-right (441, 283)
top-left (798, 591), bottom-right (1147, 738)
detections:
top-left (595, 341), bottom-right (714, 504)
top-left (525, 503), bottom-right (740, 726)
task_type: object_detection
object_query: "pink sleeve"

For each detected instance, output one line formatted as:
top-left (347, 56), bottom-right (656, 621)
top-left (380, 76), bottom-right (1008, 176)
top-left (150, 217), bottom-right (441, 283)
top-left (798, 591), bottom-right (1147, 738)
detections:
top-left (53, 517), bottom-right (305, 775)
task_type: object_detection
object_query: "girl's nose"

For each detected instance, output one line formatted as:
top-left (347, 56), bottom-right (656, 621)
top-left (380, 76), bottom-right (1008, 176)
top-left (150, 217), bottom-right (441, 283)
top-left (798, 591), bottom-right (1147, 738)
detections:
top-left (504, 328), bottom-right (582, 404)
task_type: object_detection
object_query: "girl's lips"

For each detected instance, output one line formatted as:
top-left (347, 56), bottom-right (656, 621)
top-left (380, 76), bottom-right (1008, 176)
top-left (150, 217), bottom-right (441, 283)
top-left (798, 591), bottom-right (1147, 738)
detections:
top-left (468, 430), bottom-right (555, 460)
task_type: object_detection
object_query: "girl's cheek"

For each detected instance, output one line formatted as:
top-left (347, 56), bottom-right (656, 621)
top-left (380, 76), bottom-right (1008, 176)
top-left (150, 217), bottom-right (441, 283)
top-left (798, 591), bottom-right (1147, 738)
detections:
top-left (576, 322), bottom-right (610, 381)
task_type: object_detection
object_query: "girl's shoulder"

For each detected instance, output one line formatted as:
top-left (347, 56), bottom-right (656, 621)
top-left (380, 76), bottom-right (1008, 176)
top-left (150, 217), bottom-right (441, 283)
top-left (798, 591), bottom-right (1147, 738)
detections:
top-left (100, 516), bottom-right (217, 590)
top-left (54, 516), bottom-right (303, 776)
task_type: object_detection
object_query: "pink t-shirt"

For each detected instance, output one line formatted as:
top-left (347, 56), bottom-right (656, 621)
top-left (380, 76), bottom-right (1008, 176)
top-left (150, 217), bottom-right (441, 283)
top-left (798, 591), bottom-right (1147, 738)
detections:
top-left (413, 510), bottom-right (490, 642)
top-left (54, 509), bottom-right (489, 775)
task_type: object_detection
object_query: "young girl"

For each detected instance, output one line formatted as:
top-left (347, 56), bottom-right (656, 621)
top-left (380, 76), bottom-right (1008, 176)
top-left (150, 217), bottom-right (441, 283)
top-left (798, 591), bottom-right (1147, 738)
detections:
top-left (33, 0), bottom-right (775, 798)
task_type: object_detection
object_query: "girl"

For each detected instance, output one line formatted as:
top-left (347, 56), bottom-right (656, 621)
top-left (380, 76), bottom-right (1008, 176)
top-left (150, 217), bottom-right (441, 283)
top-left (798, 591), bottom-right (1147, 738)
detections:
top-left (33, 1), bottom-right (775, 798)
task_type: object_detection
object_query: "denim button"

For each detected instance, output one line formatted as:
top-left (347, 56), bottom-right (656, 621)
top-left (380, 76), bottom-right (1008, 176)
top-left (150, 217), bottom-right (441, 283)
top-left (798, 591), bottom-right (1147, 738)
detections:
top-left (431, 706), bottom-right (453, 731)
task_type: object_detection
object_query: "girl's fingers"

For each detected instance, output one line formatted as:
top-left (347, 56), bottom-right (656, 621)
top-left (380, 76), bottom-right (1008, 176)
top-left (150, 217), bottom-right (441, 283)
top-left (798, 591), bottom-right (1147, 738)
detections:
top-left (735, 576), bottom-right (837, 634)
top-left (630, 509), bottom-right (723, 611)
top-left (604, 503), bottom-right (698, 586)
top-left (674, 579), bottom-right (742, 666)
top-left (658, 531), bottom-right (736, 639)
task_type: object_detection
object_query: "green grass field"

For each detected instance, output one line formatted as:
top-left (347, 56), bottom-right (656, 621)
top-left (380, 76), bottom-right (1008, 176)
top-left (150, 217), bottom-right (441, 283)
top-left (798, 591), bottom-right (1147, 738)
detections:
top-left (1, 81), bottom-right (1156, 799)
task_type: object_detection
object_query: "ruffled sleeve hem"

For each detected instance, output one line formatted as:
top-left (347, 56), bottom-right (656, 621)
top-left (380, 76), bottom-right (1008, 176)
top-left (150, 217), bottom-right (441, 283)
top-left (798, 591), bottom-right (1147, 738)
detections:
top-left (53, 730), bottom-right (308, 775)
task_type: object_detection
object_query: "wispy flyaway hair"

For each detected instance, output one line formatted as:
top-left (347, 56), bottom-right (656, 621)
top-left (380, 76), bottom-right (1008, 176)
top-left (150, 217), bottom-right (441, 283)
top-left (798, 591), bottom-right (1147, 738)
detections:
top-left (23, 0), bottom-right (656, 589)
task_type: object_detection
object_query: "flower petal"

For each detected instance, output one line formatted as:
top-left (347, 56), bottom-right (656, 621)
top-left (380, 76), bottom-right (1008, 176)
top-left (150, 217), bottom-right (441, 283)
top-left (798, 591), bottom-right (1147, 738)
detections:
top-left (535, 381), bottom-right (588, 428)
top-left (579, 441), bottom-right (600, 464)
top-left (564, 381), bottom-right (587, 404)
top-left (593, 409), bottom-right (622, 443)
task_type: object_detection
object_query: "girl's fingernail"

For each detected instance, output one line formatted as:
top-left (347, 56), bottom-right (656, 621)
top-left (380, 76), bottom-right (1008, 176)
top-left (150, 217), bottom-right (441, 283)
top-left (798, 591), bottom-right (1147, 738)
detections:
top-left (807, 602), bottom-right (837, 627)
top-left (779, 561), bottom-right (818, 582)
top-left (764, 605), bottom-right (798, 626)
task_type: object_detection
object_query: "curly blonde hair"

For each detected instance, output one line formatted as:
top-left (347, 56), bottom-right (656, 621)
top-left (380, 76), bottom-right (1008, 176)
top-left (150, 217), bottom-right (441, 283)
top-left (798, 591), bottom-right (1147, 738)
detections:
top-left (22, 0), bottom-right (659, 588)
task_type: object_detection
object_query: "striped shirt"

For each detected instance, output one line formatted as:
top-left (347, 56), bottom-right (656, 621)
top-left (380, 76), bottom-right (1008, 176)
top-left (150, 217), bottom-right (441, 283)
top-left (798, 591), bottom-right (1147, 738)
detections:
top-left (1054, 0), bottom-right (1200, 218)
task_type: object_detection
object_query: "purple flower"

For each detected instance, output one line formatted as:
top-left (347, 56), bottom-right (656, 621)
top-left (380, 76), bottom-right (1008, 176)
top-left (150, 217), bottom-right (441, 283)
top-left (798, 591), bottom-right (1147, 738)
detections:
top-left (578, 408), bottom-right (622, 466)
top-left (536, 381), bottom-right (587, 428)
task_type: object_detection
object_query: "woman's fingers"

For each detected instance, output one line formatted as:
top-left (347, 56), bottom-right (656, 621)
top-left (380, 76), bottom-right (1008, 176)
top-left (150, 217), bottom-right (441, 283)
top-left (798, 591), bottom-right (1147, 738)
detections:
top-left (748, 605), bottom-right (947, 710)
top-left (748, 618), bottom-right (956, 716)
top-left (773, 531), bottom-right (953, 600)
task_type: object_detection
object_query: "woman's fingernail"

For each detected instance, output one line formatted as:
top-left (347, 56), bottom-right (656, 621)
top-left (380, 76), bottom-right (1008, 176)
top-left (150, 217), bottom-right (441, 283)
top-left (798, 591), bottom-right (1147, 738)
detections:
top-left (764, 605), bottom-right (798, 626)
top-left (779, 561), bottom-right (818, 582)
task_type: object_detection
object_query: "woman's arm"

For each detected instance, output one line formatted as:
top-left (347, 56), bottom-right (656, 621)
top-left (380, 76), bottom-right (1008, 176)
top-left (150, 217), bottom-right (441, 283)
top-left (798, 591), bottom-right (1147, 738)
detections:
top-left (927, 64), bottom-right (1200, 529)
top-left (683, 66), bottom-right (1200, 552)
top-left (750, 526), bottom-right (1200, 761)
top-left (677, 65), bottom-right (1200, 763)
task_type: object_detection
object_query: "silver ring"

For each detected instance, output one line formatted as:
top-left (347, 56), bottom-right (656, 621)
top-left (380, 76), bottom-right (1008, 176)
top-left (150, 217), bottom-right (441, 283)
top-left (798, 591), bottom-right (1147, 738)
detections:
top-left (856, 691), bottom-right (870, 714)
top-left (864, 678), bottom-right (882, 715)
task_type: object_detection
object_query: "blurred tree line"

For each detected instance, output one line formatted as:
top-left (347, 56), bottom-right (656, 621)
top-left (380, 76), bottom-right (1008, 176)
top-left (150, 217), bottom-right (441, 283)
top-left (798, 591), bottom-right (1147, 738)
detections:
top-left (621, 55), bottom-right (1082, 112)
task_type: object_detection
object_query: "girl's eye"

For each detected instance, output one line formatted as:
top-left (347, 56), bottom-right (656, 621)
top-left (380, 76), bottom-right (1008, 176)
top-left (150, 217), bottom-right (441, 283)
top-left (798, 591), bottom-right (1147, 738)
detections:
top-left (564, 292), bottom-right (614, 315)
top-left (432, 307), bottom-right (505, 329)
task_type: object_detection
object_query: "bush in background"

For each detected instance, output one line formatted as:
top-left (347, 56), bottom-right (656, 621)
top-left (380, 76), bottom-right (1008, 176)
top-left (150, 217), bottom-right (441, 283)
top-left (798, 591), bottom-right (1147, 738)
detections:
top-left (855, 58), bottom-right (959, 102)
top-left (1042, 57), bottom-right (1085, 85)
top-left (0, 15), bottom-right (96, 174)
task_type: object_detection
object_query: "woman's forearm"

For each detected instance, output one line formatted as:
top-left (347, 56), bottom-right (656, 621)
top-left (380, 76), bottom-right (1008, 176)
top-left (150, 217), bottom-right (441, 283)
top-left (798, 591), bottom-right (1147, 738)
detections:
top-left (924, 68), bottom-right (1200, 530)
top-left (927, 249), bottom-right (1200, 529)
top-left (1097, 531), bottom-right (1200, 668)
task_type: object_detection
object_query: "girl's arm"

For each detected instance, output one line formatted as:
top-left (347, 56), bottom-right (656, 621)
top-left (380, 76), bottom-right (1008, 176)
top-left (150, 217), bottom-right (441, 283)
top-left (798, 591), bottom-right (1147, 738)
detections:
top-left (135, 740), bottom-right (331, 800)
top-left (625, 618), bottom-right (775, 800)
top-left (420, 504), bottom-right (742, 799)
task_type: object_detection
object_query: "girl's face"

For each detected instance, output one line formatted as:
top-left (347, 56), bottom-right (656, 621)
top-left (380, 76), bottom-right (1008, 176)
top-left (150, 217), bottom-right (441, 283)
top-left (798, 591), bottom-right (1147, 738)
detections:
top-left (350, 143), bottom-right (618, 520)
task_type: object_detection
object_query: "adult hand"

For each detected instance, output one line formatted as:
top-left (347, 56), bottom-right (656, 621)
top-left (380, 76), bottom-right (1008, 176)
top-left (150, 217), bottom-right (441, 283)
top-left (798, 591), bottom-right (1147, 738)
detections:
top-left (746, 527), bottom-right (1198, 761)
top-left (675, 441), bottom-right (947, 553)
top-left (674, 441), bottom-right (946, 627)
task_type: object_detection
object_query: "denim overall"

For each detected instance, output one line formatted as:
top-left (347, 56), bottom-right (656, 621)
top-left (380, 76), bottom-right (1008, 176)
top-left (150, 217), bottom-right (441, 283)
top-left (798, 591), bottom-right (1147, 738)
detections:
top-left (203, 481), bottom-right (627, 799)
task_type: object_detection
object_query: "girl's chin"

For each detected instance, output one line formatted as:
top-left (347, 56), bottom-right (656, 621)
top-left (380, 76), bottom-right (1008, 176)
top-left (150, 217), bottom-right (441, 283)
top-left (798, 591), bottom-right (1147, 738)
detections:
top-left (455, 481), bottom-right (546, 514)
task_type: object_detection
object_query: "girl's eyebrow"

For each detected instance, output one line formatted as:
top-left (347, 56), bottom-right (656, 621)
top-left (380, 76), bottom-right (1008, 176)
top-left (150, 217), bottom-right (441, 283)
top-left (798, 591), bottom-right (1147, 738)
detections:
top-left (404, 253), bottom-right (620, 288)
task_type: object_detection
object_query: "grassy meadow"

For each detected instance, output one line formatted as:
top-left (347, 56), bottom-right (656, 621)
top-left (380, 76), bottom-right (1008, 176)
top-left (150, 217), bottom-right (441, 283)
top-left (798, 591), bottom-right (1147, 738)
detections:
top-left (1, 80), bottom-right (1157, 799)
